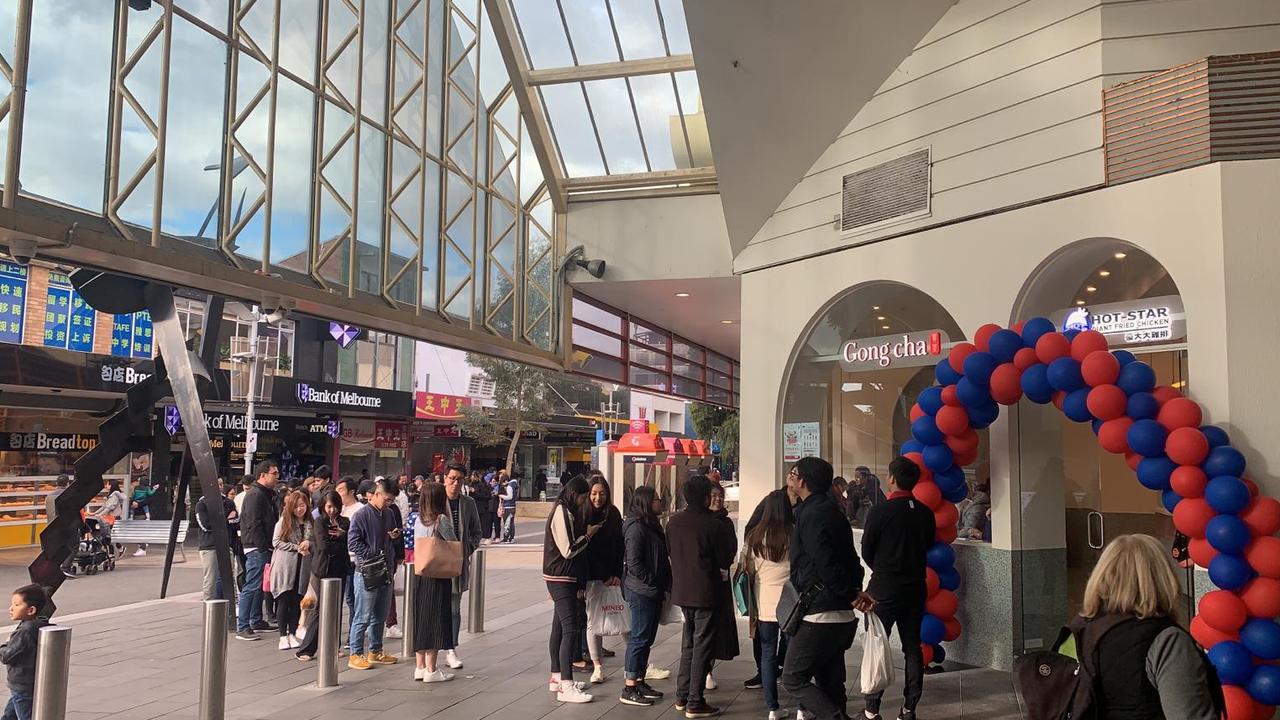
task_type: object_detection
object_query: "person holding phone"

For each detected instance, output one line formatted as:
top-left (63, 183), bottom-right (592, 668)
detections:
top-left (295, 491), bottom-right (350, 661)
top-left (543, 475), bottom-right (601, 704)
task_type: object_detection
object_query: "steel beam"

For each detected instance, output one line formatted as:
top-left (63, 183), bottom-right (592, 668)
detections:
top-left (562, 166), bottom-right (718, 192)
top-left (526, 54), bottom-right (695, 86)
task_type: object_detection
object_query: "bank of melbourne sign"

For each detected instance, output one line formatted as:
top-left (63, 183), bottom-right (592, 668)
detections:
top-left (273, 378), bottom-right (414, 416)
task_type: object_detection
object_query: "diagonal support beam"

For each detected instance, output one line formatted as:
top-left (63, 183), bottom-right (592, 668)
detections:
top-left (527, 54), bottom-right (695, 86)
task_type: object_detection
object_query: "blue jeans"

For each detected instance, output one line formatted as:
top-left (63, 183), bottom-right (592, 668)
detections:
top-left (350, 571), bottom-right (391, 655)
top-left (2, 689), bottom-right (31, 720)
top-left (758, 621), bottom-right (782, 710)
top-left (236, 548), bottom-right (268, 632)
top-left (344, 571), bottom-right (355, 644)
top-left (624, 588), bottom-right (661, 680)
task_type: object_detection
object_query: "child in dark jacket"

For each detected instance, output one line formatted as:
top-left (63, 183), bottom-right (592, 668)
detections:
top-left (1, 584), bottom-right (50, 720)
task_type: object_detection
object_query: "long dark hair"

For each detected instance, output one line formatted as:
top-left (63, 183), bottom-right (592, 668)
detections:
top-left (629, 485), bottom-right (661, 528)
top-left (320, 490), bottom-right (343, 518)
top-left (419, 482), bottom-right (447, 522)
top-left (558, 475), bottom-right (591, 521)
top-left (588, 476), bottom-right (613, 519)
top-left (747, 490), bottom-right (795, 563)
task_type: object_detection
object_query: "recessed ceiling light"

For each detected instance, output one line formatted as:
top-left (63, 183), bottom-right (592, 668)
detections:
top-left (1086, 286), bottom-right (1097, 293)
top-left (1114, 252), bottom-right (1127, 259)
top-left (872, 306), bottom-right (880, 311)
top-left (1099, 270), bottom-right (1111, 277)
top-left (674, 292), bottom-right (689, 298)
top-left (1075, 299), bottom-right (1086, 305)
top-left (881, 325), bottom-right (890, 330)
top-left (720, 319), bottom-right (734, 324)
top-left (876, 315), bottom-right (886, 320)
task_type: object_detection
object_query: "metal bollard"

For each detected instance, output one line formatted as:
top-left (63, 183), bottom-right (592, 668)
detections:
top-left (33, 625), bottom-right (71, 720)
top-left (199, 600), bottom-right (228, 720)
top-left (318, 577), bottom-right (342, 688)
top-left (467, 548), bottom-right (486, 633)
top-left (401, 564), bottom-right (416, 659)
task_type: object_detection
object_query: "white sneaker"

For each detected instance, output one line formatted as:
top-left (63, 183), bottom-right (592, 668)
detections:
top-left (705, 673), bottom-right (717, 690)
top-left (444, 649), bottom-right (463, 669)
top-left (422, 669), bottom-right (455, 683)
top-left (769, 711), bottom-right (788, 720)
top-left (550, 677), bottom-right (587, 692)
top-left (385, 625), bottom-right (403, 639)
top-left (590, 666), bottom-right (605, 684)
top-left (295, 627), bottom-right (306, 640)
top-left (288, 635), bottom-right (300, 649)
top-left (277, 637), bottom-right (290, 651)
top-left (557, 680), bottom-right (594, 704)
top-left (645, 665), bottom-right (671, 680)
top-left (132, 549), bottom-right (146, 557)
top-left (797, 710), bottom-right (815, 720)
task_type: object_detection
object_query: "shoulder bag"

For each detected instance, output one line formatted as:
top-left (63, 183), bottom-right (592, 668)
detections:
top-left (776, 579), bottom-right (825, 635)
top-left (357, 508), bottom-right (391, 590)
top-left (732, 548), bottom-right (755, 617)
top-left (415, 518), bottom-right (463, 579)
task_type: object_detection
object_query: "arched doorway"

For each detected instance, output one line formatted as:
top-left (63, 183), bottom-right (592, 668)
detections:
top-left (1011, 240), bottom-right (1189, 650)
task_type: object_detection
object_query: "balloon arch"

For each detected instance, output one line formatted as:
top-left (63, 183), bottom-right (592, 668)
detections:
top-left (904, 318), bottom-right (1280, 718)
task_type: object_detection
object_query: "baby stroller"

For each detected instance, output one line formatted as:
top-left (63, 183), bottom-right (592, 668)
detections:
top-left (71, 517), bottom-right (116, 575)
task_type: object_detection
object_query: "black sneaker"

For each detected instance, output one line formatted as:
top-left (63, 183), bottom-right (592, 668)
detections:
top-left (619, 686), bottom-right (654, 707)
top-left (743, 674), bottom-right (763, 689)
top-left (602, 648), bottom-right (616, 658)
top-left (636, 681), bottom-right (664, 700)
top-left (684, 701), bottom-right (720, 718)
top-left (252, 621), bottom-right (277, 631)
top-left (235, 630), bottom-right (259, 641)
top-left (675, 698), bottom-right (687, 711)
top-left (897, 711), bottom-right (916, 720)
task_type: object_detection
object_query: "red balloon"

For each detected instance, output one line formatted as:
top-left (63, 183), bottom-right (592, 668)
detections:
top-left (1086, 384), bottom-right (1127, 421)
top-left (1035, 332), bottom-right (1071, 365)
top-left (945, 428), bottom-right (980, 454)
top-left (936, 522), bottom-right (958, 545)
top-left (1012, 321), bottom-right (1025, 335)
top-left (1098, 417), bottom-right (1134, 454)
top-left (1173, 498), bottom-right (1216, 538)
top-left (1245, 477), bottom-right (1261, 498)
top-left (1189, 537), bottom-right (1218, 569)
top-left (989, 363), bottom-right (1023, 405)
top-left (1052, 391), bottom-right (1066, 410)
top-left (1152, 385), bottom-right (1183, 405)
top-left (921, 644), bottom-right (934, 666)
top-left (935, 405), bottom-right (970, 437)
top-left (1166, 427), bottom-right (1210, 466)
top-left (974, 324), bottom-right (1001, 353)
top-left (934, 502), bottom-right (959, 530)
top-left (913, 481), bottom-right (943, 512)
top-left (1070, 330), bottom-right (1109, 362)
top-left (1170, 466), bottom-right (1208, 498)
top-left (1157, 397), bottom-right (1203, 431)
top-left (1249, 536), bottom-right (1280, 579)
top-left (925, 567), bottom-right (940, 597)
top-left (1200, 590), bottom-right (1248, 633)
top-left (903, 453), bottom-right (934, 485)
top-left (910, 403), bottom-right (926, 422)
top-left (1190, 615), bottom-right (1238, 649)
top-left (1244, 497), bottom-right (1280, 537)
top-left (943, 617), bottom-right (962, 642)
top-left (949, 342), bottom-right (976, 373)
top-left (1242, 577), bottom-right (1280, 619)
top-left (1125, 451), bottom-right (1143, 471)
top-left (1080, 350), bottom-right (1121, 386)
top-left (1254, 702), bottom-right (1275, 720)
top-left (1224, 685), bottom-right (1257, 720)
top-left (925, 589), bottom-right (959, 618)
top-left (1013, 347), bottom-right (1040, 371)
top-left (940, 385), bottom-right (961, 406)
top-left (952, 446), bottom-right (979, 467)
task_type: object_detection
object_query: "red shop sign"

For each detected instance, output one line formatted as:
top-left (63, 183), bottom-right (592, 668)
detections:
top-left (375, 422), bottom-right (409, 449)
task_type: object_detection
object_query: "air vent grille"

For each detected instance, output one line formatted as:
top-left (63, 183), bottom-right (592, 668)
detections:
top-left (840, 148), bottom-right (931, 233)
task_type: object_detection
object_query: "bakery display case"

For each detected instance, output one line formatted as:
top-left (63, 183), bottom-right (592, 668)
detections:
top-left (0, 474), bottom-right (124, 546)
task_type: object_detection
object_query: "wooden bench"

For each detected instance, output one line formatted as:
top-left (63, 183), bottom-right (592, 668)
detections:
top-left (111, 520), bottom-right (190, 562)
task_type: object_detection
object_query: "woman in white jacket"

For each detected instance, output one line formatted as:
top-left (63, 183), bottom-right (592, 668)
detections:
top-left (746, 491), bottom-right (796, 720)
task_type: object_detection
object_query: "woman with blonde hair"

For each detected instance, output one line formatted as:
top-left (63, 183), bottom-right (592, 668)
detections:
top-left (1074, 534), bottom-right (1218, 720)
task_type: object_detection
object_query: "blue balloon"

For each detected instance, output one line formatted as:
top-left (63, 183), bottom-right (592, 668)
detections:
top-left (918, 386), bottom-right (944, 416)
top-left (1203, 446), bottom-right (1247, 479)
top-left (1021, 317), bottom-right (1055, 347)
top-left (1161, 489), bottom-right (1182, 514)
top-left (936, 465), bottom-right (964, 487)
top-left (1242, 618), bottom-right (1280, 661)
top-left (1063, 329), bottom-right (1080, 342)
top-left (1201, 425), bottom-right (1231, 449)
top-left (1020, 364), bottom-right (1053, 404)
top-left (1063, 388), bottom-right (1093, 423)
top-left (956, 377), bottom-right (991, 407)
top-left (926, 542), bottom-right (956, 571)
top-left (923, 444), bottom-right (954, 473)
top-left (912, 416), bottom-right (945, 446)
top-left (936, 359), bottom-right (962, 387)
top-left (1209, 553), bottom-right (1254, 591)
top-left (966, 400), bottom-right (999, 430)
top-left (921, 615), bottom-right (945, 646)
top-left (1207, 513), bottom-right (1252, 555)
top-left (988, 330), bottom-right (1023, 364)
top-left (1250, 664), bottom-right (1280, 706)
top-left (1136, 456), bottom-right (1177, 491)
top-left (1047, 357), bottom-right (1084, 393)
top-left (1208, 641), bottom-right (1256, 686)
top-left (1206, 476), bottom-right (1251, 515)
top-left (942, 481), bottom-right (969, 504)
top-left (962, 351), bottom-right (998, 386)
top-left (1091, 419), bottom-right (1104, 435)
top-left (937, 567), bottom-right (961, 591)
top-left (1127, 419), bottom-right (1168, 458)
top-left (900, 440), bottom-right (924, 456)
top-left (932, 644), bottom-right (947, 665)
top-left (1126, 392), bottom-right (1160, 421)
top-left (1117, 361), bottom-right (1157, 395)
top-left (1113, 349), bottom-right (1137, 367)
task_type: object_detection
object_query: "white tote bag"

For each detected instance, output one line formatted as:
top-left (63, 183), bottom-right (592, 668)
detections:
top-left (586, 581), bottom-right (631, 636)
top-left (859, 610), bottom-right (895, 695)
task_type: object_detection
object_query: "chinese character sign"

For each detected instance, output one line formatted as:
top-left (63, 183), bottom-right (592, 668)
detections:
top-left (375, 422), bottom-right (409, 449)
top-left (414, 392), bottom-right (471, 420)
top-left (0, 263), bottom-right (28, 346)
top-left (132, 310), bottom-right (153, 358)
top-left (43, 285), bottom-right (71, 349)
top-left (112, 311), bottom-right (154, 359)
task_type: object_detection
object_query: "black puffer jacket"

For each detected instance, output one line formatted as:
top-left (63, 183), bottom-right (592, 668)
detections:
top-left (623, 514), bottom-right (671, 599)
top-left (790, 491), bottom-right (864, 615)
top-left (585, 505), bottom-right (624, 582)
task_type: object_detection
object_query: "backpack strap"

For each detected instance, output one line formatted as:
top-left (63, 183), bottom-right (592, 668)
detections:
top-left (1072, 614), bottom-right (1134, 679)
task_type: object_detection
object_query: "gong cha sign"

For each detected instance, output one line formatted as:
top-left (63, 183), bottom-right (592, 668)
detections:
top-left (839, 330), bottom-right (949, 372)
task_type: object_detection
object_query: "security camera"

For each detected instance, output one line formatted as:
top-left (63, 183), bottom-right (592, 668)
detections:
top-left (260, 293), bottom-right (282, 315)
top-left (6, 239), bottom-right (37, 266)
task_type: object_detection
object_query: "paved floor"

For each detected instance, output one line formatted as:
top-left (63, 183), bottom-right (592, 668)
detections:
top-left (0, 541), bottom-right (1023, 719)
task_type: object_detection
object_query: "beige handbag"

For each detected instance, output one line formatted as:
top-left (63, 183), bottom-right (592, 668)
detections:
top-left (415, 520), bottom-right (463, 579)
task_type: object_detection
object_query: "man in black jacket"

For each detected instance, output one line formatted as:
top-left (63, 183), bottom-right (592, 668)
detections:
top-left (861, 456), bottom-right (936, 720)
top-left (666, 475), bottom-right (733, 719)
top-left (195, 478), bottom-right (238, 601)
top-left (235, 460), bottom-right (280, 640)
top-left (782, 457), bottom-right (874, 720)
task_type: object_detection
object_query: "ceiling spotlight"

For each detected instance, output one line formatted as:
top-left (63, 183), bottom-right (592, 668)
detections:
top-left (881, 325), bottom-right (890, 330)
top-left (674, 292), bottom-right (689, 298)
top-left (1075, 299), bottom-right (1086, 306)
top-left (1099, 270), bottom-right (1111, 277)
top-left (1086, 286), bottom-right (1097, 293)
top-left (720, 319), bottom-right (734, 325)
top-left (1114, 252), bottom-right (1127, 259)
top-left (872, 305), bottom-right (880, 311)
top-left (876, 315), bottom-right (886, 320)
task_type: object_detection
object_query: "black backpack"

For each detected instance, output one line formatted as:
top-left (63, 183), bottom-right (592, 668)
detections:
top-left (1014, 615), bottom-right (1227, 720)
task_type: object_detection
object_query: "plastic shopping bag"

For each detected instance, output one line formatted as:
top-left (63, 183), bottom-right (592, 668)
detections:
top-left (860, 610), bottom-right (895, 695)
top-left (659, 595), bottom-right (683, 625)
top-left (586, 581), bottom-right (631, 636)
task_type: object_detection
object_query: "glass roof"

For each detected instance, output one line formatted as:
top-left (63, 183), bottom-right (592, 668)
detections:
top-left (507, 0), bottom-right (713, 180)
